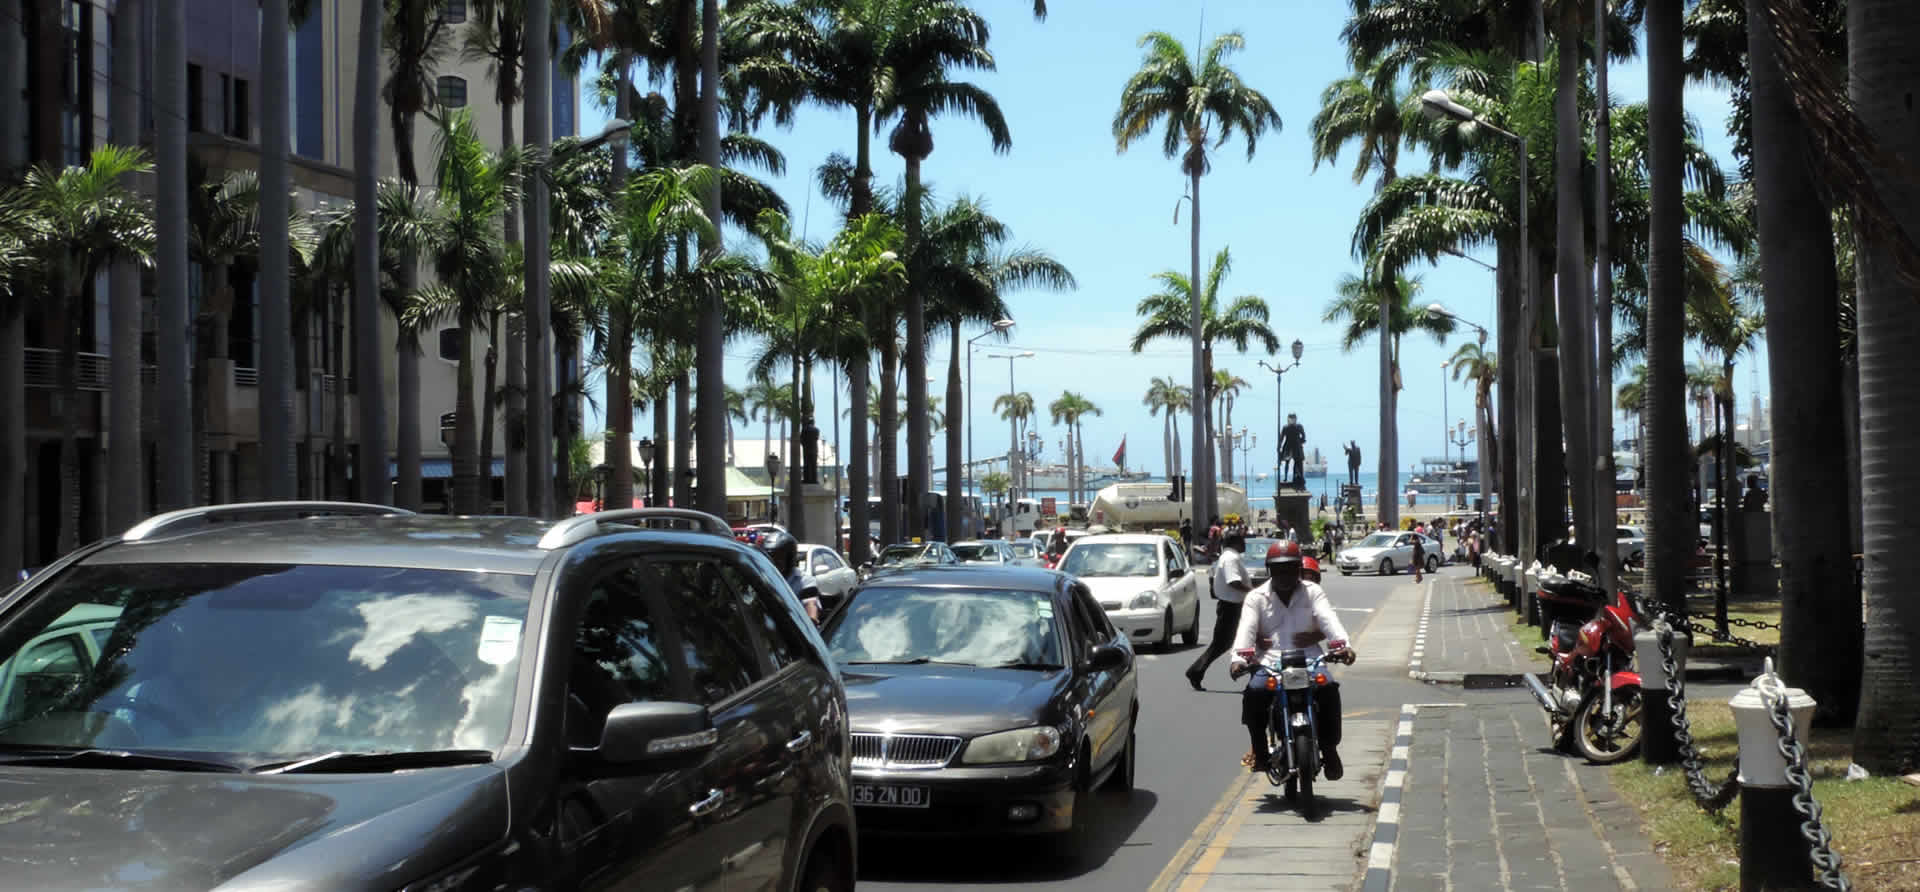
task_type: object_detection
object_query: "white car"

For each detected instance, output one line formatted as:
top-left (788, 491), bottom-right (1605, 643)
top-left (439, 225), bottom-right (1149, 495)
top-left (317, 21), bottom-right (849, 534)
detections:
top-left (950, 539), bottom-right (1017, 565)
top-left (1615, 525), bottom-right (1647, 567)
top-left (1056, 534), bottom-right (1202, 651)
top-left (1335, 531), bottom-right (1445, 576)
top-left (1006, 539), bottom-right (1046, 568)
top-left (800, 544), bottom-right (860, 610)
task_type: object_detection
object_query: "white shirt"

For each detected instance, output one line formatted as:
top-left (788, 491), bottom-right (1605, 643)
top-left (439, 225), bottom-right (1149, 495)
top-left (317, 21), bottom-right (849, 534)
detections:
top-left (1229, 579), bottom-right (1350, 673)
top-left (1211, 548), bottom-right (1251, 605)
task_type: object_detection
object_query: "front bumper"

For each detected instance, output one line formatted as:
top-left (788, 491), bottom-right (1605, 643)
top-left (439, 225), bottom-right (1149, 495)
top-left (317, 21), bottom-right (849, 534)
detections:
top-left (851, 763), bottom-right (1078, 836)
top-left (1103, 605), bottom-right (1166, 646)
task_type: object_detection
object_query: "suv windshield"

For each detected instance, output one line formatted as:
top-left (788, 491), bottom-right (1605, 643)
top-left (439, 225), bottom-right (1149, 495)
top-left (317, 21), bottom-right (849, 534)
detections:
top-left (1057, 543), bottom-right (1159, 578)
top-left (0, 564), bottom-right (531, 761)
top-left (827, 587), bottom-right (1062, 668)
top-left (950, 544), bottom-right (1000, 563)
top-left (877, 545), bottom-right (933, 566)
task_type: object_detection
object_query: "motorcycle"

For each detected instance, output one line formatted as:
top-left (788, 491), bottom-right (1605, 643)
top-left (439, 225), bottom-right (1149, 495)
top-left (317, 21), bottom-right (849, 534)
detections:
top-left (1240, 643), bottom-right (1354, 819)
top-left (1522, 573), bottom-right (1644, 763)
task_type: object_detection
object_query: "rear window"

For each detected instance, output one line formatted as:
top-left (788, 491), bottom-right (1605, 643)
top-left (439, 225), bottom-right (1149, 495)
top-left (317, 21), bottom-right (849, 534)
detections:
top-left (951, 544), bottom-right (1001, 563)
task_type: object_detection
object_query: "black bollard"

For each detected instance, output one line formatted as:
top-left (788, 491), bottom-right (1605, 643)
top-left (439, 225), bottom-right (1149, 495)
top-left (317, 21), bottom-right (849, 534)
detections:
top-left (1634, 622), bottom-right (1689, 766)
top-left (1733, 671), bottom-right (1818, 892)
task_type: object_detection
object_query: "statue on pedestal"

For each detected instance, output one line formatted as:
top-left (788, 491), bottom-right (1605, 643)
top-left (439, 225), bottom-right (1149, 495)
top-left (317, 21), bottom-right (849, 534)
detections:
top-left (800, 422), bottom-right (820, 484)
top-left (1279, 413), bottom-right (1306, 488)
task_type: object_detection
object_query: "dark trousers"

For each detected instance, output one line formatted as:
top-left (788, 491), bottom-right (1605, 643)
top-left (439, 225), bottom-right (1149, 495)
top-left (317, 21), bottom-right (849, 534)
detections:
top-left (1348, 466), bottom-right (1360, 486)
top-left (1243, 681), bottom-right (1343, 762)
top-left (1186, 599), bottom-right (1243, 681)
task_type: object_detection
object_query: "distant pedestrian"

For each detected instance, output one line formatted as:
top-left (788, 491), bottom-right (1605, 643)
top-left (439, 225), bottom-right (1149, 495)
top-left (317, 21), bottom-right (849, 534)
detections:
top-left (1187, 532), bottom-right (1253, 690)
top-left (1412, 533), bottom-right (1427, 583)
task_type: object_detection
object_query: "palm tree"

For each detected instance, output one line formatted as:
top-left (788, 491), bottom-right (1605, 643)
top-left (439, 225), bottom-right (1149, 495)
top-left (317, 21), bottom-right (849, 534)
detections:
top-left (256, 0), bottom-right (305, 501)
top-left (1689, 269), bottom-right (1763, 606)
top-left (1550, 1), bottom-right (1597, 557)
top-left (724, 384), bottom-right (748, 466)
top-left (1143, 376), bottom-right (1183, 482)
top-left (151, 0), bottom-right (194, 517)
top-left (1129, 247), bottom-right (1281, 493)
top-left (1211, 369), bottom-right (1248, 486)
top-left (186, 162), bottom-right (264, 503)
top-left (874, 2), bottom-right (1008, 542)
top-left (745, 377), bottom-right (788, 468)
top-left (1449, 339), bottom-right (1498, 511)
top-left (1309, 58), bottom-right (1415, 190)
top-left (1113, 29), bottom-right (1282, 527)
top-left (1049, 392), bottom-right (1102, 508)
top-left (993, 390), bottom-right (1036, 498)
top-left (351, 0), bottom-right (389, 506)
top-left (4, 146), bottom-right (154, 552)
top-left (1617, 363), bottom-right (1649, 489)
top-left (1323, 271), bottom-right (1455, 395)
top-left (1643, 0), bottom-right (1696, 612)
top-left (468, 0), bottom-right (532, 514)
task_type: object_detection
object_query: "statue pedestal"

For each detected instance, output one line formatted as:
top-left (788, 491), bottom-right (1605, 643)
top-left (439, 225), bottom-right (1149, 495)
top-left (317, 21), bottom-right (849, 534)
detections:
top-left (1274, 489), bottom-right (1313, 543)
top-left (798, 484), bottom-right (838, 547)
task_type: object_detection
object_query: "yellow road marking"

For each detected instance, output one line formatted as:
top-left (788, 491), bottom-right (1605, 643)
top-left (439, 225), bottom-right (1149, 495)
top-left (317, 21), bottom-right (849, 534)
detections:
top-left (1147, 768), bottom-right (1256, 892)
top-left (1174, 770), bottom-right (1262, 892)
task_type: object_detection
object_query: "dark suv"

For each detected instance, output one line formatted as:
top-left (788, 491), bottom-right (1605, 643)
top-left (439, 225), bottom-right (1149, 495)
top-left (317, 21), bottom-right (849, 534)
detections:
top-left (0, 502), bottom-right (855, 891)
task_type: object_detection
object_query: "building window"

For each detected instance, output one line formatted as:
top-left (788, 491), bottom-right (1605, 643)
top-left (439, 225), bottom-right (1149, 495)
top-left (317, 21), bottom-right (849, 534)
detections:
top-left (436, 75), bottom-right (467, 109)
top-left (187, 64), bottom-right (204, 132)
top-left (441, 0), bottom-right (466, 23)
top-left (438, 328), bottom-right (461, 362)
top-left (230, 77), bottom-right (250, 140)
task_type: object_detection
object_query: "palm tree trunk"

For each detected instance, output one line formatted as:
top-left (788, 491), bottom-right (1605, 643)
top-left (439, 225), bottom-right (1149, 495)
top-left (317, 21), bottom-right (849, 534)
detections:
top-left (157, 0), bottom-right (195, 509)
top-left (499, 85), bottom-right (524, 515)
top-left (1851, 0), bottom-right (1920, 777)
top-left (258, 0), bottom-right (294, 500)
top-left (694, 0), bottom-right (727, 519)
top-left (946, 320), bottom-right (965, 541)
top-left (790, 354), bottom-right (804, 538)
top-left (522, 0), bottom-right (553, 518)
top-left (1190, 168), bottom-right (1210, 527)
top-left (1746, 0), bottom-right (1859, 725)
top-left (903, 153), bottom-right (929, 542)
top-left (1591, 0), bottom-right (1617, 594)
top-left (395, 338), bottom-right (422, 510)
top-left (330, 288), bottom-right (348, 497)
top-left (1379, 284), bottom-right (1397, 530)
top-left (879, 336), bottom-right (900, 545)
top-left (1644, 0), bottom-right (1691, 612)
top-left (848, 356), bottom-right (873, 564)
top-left (606, 322), bottom-right (633, 512)
top-left (674, 371), bottom-right (693, 507)
top-left (56, 278), bottom-right (79, 553)
top-left (1172, 409), bottom-right (1182, 484)
top-left (453, 324), bottom-right (482, 514)
top-left (1554, 0), bottom-right (1596, 558)
top-left (0, 8), bottom-right (20, 570)
top-left (1534, 260), bottom-right (1567, 554)
top-left (1718, 376), bottom-right (1740, 602)
top-left (1162, 412), bottom-right (1172, 483)
top-left (653, 383), bottom-right (670, 507)
top-left (107, 0), bottom-right (144, 532)
top-left (479, 312), bottom-right (498, 512)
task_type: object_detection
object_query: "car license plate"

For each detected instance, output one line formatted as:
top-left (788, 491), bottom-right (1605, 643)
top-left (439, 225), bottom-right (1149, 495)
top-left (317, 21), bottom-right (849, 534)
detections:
top-left (852, 783), bottom-right (930, 808)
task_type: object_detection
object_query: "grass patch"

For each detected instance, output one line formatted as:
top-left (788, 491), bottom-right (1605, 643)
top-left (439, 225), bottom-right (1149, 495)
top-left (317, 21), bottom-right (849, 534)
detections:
top-left (1612, 701), bottom-right (1920, 890)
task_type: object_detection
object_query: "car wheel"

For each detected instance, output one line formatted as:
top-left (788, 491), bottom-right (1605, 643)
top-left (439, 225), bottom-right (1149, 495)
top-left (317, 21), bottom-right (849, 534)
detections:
top-left (1378, 557), bottom-right (1394, 576)
top-left (1104, 719), bottom-right (1137, 794)
top-left (798, 839), bottom-right (853, 892)
top-left (1057, 744), bottom-right (1096, 857)
top-left (1181, 599), bottom-right (1200, 646)
top-left (1426, 556), bottom-right (1440, 574)
top-left (1159, 606), bottom-right (1175, 651)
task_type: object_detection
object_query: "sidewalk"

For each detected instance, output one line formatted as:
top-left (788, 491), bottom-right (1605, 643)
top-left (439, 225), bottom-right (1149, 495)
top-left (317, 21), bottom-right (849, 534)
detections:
top-left (1389, 574), bottom-right (1673, 892)
top-left (1152, 581), bottom-right (1426, 892)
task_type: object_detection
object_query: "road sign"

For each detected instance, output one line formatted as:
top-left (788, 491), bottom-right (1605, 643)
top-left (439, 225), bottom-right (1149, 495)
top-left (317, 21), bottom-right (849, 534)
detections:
top-left (1041, 497), bottom-right (1057, 516)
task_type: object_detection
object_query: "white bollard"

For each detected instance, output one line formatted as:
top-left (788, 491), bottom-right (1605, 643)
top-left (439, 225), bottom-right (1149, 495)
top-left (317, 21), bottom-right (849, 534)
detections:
top-left (1634, 619), bottom-right (1691, 765)
top-left (1730, 658), bottom-right (1818, 890)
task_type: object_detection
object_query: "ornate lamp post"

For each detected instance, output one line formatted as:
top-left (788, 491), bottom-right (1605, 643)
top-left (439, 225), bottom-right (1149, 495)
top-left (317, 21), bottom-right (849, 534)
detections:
top-left (637, 437), bottom-right (654, 506)
top-left (766, 451), bottom-right (784, 525)
top-left (1259, 338), bottom-right (1306, 502)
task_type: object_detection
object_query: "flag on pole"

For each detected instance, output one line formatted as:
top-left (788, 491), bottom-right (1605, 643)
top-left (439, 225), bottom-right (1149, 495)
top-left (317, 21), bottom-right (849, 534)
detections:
top-left (1112, 436), bottom-right (1127, 470)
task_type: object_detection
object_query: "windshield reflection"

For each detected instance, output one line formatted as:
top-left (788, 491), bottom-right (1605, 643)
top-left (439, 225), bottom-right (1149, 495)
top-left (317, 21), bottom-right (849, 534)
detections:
top-left (828, 588), bottom-right (1062, 668)
top-left (1057, 543), bottom-right (1160, 578)
top-left (0, 564), bottom-right (531, 760)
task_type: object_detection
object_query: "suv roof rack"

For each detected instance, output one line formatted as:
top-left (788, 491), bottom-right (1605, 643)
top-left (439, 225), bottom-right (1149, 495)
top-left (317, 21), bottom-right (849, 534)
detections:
top-left (538, 508), bottom-right (732, 550)
top-left (122, 501), bottom-right (416, 542)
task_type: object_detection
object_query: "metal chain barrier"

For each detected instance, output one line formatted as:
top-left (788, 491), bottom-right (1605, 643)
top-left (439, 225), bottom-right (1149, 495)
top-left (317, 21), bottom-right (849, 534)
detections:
top-left (1657, 621), bottom-right (1742, 812)
top-left (1759, 676), bottom-right (1852, 890)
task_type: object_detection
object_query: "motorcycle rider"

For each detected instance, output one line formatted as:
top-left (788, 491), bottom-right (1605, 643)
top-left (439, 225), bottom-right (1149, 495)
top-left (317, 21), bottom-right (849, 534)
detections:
top-left (1230, 541), bottom-right (1355, 778)
top-left (1301, 555), bottom-right (1324, 585)
top-left (758, 529), bottom-right (824, 623)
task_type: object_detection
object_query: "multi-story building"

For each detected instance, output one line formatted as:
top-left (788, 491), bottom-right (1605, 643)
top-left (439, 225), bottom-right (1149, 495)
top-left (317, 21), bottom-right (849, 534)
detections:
top-left (2, 0), bottom-right (578, 565)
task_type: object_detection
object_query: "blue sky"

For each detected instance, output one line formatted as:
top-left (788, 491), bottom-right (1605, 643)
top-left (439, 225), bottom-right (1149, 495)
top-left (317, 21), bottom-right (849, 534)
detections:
top-left (579, 0), bottom-right (1757, 478)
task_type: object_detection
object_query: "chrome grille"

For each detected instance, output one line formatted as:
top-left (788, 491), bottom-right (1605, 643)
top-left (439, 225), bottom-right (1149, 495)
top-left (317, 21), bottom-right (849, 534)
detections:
top-left (850, 732), bottom-right (963, 770)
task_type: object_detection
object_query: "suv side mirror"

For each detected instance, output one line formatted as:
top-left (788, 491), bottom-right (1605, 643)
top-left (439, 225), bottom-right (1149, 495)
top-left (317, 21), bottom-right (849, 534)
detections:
top-left (1085, 645), bottom-right (1128, 672)
top-left (597, 701), bottom-right (717, 763)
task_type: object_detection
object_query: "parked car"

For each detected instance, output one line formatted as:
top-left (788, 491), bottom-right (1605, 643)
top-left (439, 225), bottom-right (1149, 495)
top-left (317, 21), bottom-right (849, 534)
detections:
top-left (951, 540), bottom-right (1019, 566)
top-left (803, 543), bottom-right (861, 610)
top-left (1335, 531), bottom-right (1445, 576)
top-left (1055, 534), bottom-right (1201, 650)
top-left (874, 541), bottom-right (960, 571)
top-left (821, 565), bottom-right (1138, 844)
top-left (0, 502), bottom-right (857, 892)
top-left (1007, 540), bottom-right (1046, 568)
top-left (1243, 537), bottom-right (1281, 587)
top-left (1615, 525), bottom-right (1647, 568)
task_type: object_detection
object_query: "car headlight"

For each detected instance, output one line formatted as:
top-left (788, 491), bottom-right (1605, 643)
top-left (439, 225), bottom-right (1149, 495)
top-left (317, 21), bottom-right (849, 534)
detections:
top-left (961, 726), bottom-right (1064, 764)
top-left (1128, 590), bottom-right (1160, 610)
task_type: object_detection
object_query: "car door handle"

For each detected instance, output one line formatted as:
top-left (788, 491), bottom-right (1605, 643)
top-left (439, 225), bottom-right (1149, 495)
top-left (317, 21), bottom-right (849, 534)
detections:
top-left (689, 788), bottom-right (725, 818)
top-left (786, 730), bottom-right (813, 753)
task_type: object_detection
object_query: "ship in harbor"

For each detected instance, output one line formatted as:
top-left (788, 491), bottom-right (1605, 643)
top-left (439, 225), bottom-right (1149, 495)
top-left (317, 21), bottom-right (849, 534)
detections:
top-left (1303, 448), bottom-right (1328, 478)
top-left (1026, 463), bottom-right (1152, 490)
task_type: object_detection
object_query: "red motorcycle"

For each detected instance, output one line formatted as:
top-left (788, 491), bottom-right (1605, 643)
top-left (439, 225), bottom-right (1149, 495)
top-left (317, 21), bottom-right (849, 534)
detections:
top-left (1522, 576), bottom-right (1645, 763)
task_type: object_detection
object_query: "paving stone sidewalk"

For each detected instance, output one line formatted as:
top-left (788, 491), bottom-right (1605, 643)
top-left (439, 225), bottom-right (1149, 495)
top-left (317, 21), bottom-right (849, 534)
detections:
top-left (1391, 574), bottom-right (1673, 892)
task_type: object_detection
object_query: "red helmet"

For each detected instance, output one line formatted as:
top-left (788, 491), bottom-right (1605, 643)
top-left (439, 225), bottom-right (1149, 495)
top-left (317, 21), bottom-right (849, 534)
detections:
top-left (1264, 540), bottom-right (1304, 566)
top-left (1301, 555), bottom-right (1322, 577)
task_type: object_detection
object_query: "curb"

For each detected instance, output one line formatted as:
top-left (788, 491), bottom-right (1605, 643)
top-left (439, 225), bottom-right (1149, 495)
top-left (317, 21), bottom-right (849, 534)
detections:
top-left (1406, 582), bottom-right (1442, 682)
top-left (1360, 706), bottom-right (1417, 892)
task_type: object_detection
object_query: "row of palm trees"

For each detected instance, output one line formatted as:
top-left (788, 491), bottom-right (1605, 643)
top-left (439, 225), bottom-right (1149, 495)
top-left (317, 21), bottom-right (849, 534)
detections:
top-left (1309, 0), bottom-right (1918, 772)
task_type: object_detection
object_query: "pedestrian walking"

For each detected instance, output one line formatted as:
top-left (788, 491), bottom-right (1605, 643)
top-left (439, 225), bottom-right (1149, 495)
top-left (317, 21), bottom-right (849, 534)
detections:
top-left (1412, 532), bottom-right (1427, 583)
top-left (1187, 532), bottom-right (1253, 690)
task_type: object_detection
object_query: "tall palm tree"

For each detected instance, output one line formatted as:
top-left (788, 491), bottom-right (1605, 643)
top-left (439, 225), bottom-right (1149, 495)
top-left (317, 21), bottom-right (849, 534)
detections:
top-left (1617, 363), bottom-right (1649, 489)
top-left (1113, 29), bottom-right (1282, 527)
top-left (0, 203), bottom-right (31, 576)
top-left (1211, 369), bottom-right (1248, 486)
top-left (1309, 58), bottom-right (1415, 190)
top-left (814, 213), bottom-right (908, 560)
top-left (468, 0), bottom-right (532, 515)
top-left (5, 146), bottom-right (155, 552)
top-left (257, 0), bottom-right (309, 501)
top-left (875, 2), bottom-right (1008, 542)
top-left (744, 377), bottom-right (788, 467)
top-left (186, 162), bottom-right (263, 504)
top-left (1689, 268), bottom-right (1764, 597)
top-left (352, 0), bottom-right (389, 506)
top-left (1643, 0), bottom-right (1695, 611)
top-left (1850, 0), bottom-right (1920, 773)
top-left (1143, 376), bottom-right (1183, 482)
top-left (1449, 338), bottom-right (1498, 508)
top-left (993, 390), bottom-right (1036, 498)
top-left (1129, 248), bottom-right (1282, 493)
top-left (1323, 271), bottom-right (1455, 396)
top-left (153, 0), bottom-right (194, 516)
top-left (106, 0), bottom-right (146, 530)
top-left (1049, 392), bottom-right (1101, 508)
top-left (1550, 3), bottom-right (1597, 557)
top-left (723, 384), bottom-right (748, 466)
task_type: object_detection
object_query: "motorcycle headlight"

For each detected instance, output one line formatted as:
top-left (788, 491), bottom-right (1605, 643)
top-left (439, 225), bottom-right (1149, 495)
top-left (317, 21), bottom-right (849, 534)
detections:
top-left (961, 726), bottom-right (1064, 764)
top-left (1128, 590), bottom-right (1160, 610)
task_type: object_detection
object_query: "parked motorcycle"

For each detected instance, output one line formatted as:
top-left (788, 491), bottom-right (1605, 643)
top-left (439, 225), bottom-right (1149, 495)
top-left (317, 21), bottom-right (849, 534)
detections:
top-left (1523, 574), bottom-right (1645, 763)
top-left (1249, 644), bottom-right (1354, 819)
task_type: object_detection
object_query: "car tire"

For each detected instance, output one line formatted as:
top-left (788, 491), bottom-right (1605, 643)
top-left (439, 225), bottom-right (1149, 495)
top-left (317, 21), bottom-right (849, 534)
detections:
top-left (1159, 606), bottom-right (1175, 651)
top-left (1105, 719), bottom-right (1137, 794)
top-left (1378, 558), bottom-right (1394, 576)
top-left (1058, 745), bottom-right (1096, 857)
top-left (1426, 556), bottom-right (1440, 574)
top-left (1182, 599), bottom-right (1200, 646)
top-left (798, 838), bottom-right (853, 892)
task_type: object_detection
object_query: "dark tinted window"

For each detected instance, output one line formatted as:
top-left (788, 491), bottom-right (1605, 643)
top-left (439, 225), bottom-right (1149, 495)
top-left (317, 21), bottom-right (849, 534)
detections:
top-left (571, 565), bottom-right (674, 743)
top-left (722, 565), bottom-right (807, 671)
top-left (648, 559), bottom-right (760, 703)
top-left (1070, 585), bottom-right (1112, 644)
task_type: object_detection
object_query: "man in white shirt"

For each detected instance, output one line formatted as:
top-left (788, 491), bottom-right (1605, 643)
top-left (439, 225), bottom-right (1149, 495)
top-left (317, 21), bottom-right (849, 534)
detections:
top-left (1185, 532), bottom-right (1253, 690)
top-left (1230, 540), bottom-right (1356, 778)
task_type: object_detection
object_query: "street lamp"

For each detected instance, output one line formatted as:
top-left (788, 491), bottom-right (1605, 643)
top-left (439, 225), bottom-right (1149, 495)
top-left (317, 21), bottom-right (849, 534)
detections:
top-left (766, 451), bottom-right (784, 525)
top-left (1449, 419), bottom-right (1476, 510)
top-left (1422, 87), bottom-right (1533, 563)
top-left (987, 350), bottom-right (1034, 512)
top-left (576, 117), bottom-right (633, 153)
top-left (1427, 303), bottom-right (1489, 347)
top-left (637, 437), bottom-right (655, 505)
top-left (967, 320), bottom-right (1015, 537)
top-left (1259, 338), bottom-right (1305, 501)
